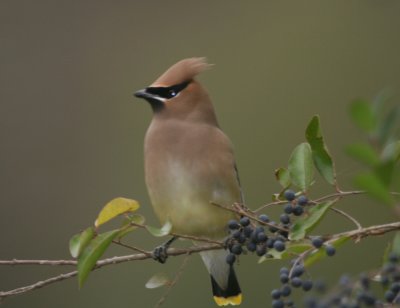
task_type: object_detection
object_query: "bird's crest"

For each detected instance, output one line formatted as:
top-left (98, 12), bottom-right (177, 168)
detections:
top-left (151, 57), bottom-right (212, 87)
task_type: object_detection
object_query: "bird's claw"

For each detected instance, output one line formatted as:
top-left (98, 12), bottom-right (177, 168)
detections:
top-left (152, 245), bottom-right (169, 264)
top-left (152, 237), bottom-right (176, 264)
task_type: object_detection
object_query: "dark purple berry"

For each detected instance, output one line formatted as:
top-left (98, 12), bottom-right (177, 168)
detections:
top-left (293, 205), bottom-right (304, 216)
top-left (243, 226), bottom-right (253, 238)
top-left (291, 277), bottom-right (302, 288)
top-left (232, 230), bottom-right (241, 239)
top-left (284, 203), bottom-right (293, 214)
top-left (281, 284), bottom-right (291, 296)
top-left (237, 233), bottom-right (246, 244)
top-left (267, 238), bottom-right (276, 248)
top-left (274, 240), bottom-right (286, 252)
top-left (256, 244), bottom-right (267, 256)
top-left (280, 214), bottom-right (290, 225)
top-left (271, 289), bottom-right (281, 299)
top-left (390, 282), bottom-right (400, 293)
top-left (255, 226), bottom-right (265, 233)
top-left (297, 195), bottom-right (308, 206)
top-left (272, 299), bottom-right (284, 308)
top-left (312, 237), bottom-right (323, 248)
top-left (280, 273), bottom-right (289, 284)
top-left (239, 216), bottom-right (250, 227)
top-left (385, 290), bottom-right (396, 302)
top-left (325, 245), bottom-right (336, 256)
top-left (226, 253), bottom-right (236, 265)
top-left (292, 265), bottom-right (305, 277)
top-left (246, 242), bottom-right (256, 252)
top-left (284, 189), bottom-right (296, 201)
top-left (259, 214), bottom-right (270, 223)
top-left (280, 267), bottom-right (289, 275)
top-left (302, 280), bottom-right (313, 291)
top-left (257, 232), bottom-right (268, 243)
top-left (231, 244), bottom-right (242, 255)
top-left (228, 220), bottom-right (240, 230)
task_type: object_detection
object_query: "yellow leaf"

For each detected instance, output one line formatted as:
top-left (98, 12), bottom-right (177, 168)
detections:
top-left (95, 197), bottom-right (140, 227)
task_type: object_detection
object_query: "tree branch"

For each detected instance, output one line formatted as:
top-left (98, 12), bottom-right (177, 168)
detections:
top-left (0, 244), bottom-right (221, 301)
top-left (2, 221), bottom-right (400, 301)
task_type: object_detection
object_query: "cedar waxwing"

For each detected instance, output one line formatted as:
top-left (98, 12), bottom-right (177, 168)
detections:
top-left (134, 58), bottom-right (243, 306)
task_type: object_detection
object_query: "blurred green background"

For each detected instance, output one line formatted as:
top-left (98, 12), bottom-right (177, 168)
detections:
top-left (1, 1), bottom-right (400, 307)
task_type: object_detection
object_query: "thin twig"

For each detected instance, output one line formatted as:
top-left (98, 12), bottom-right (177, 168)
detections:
top-left (313, 190), bottom-right (365, 203)
top-left (330, 207), bottom-right (363, 230)
top-left (154, 253), bottom-right (191, 308)
top-left (332, 221), bottom-right (400, 241)
top-left (0, 259), bottom-right (76, 266)
top-left (254, 200), bottom-right (287, 212)
top-left (0, 244), bottom-right (221, 300)
top-left (210, 201), bottom-right (288, 232)
top-left (170, 233), bottom-right (223, 245)
top-left (112, 240), bottom-right (153, 256)
top-left (0, 270), bottom-right (79, 300)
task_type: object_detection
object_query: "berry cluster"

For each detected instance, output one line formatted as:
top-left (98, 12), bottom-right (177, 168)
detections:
top-left (311, 237), bottom-right (336, 257)
top-left (225, 215), bottom-right (289, 265)
top-left (282, 189), bottom-right (309, 217)
top-left (271, 264), bottom-right (314, 308)
top-left (225, 189), bottom-right (311, 265)
top-left (301, 252), bottom-right (400, 307)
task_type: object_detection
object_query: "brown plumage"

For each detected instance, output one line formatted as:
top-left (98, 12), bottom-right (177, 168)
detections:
top-left (135, 58), bottom-right (242, 306)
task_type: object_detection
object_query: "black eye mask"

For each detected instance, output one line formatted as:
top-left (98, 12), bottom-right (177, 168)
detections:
top-left (146, 80), bottom-right (191, 99)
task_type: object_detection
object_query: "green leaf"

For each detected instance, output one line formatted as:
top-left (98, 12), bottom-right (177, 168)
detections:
top-left (259, 241), bottom-right (311, 263)
top-left (275, 167), bottom-right (291, 188)
top-left (354, 172), bottom-right (393, 206)
top-left (349, 99), bottom-right (377, 133)
top-left (381, 141), bottom-right (400, 162)
top-left (289, 200), bottom-right (337, 241)
top-left (95, 197), bottom-right (140, 228)
top-left (77, 229), bottom-right (120, 288)
top-left (392, 232), bottom-right (400, 256)
top-left (147, 220), bottom-right (172, 237)
top-left (377, 106), bottom-right (400, 145)
top-left (374, 161), bottom-right (396, 187)
top-left (306, 115), bottom-right (336, 185)
top-left (304, 236), bottom-right (349, 267)
top-left (288, 143), bottom-right (314, 191)
top-left (145, 273), bottom-right (170, 289)
top-left (346, 143), bottom-right (380, 167)
top-left (305, 115), bottom-right (336, 185)
top-left (117, 214), bottom-right (146, 239)
top-left (69, 227), bottom-right (95, 258)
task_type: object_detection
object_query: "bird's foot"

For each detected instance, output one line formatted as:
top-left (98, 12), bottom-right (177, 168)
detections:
top-left (152, 237), bottom-right (176, 264)
top-left (152, 245), bottom-right (169, 264)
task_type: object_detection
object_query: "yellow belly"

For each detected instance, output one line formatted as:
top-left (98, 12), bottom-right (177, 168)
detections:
top-left (146, 159), bottom-right (240, 239)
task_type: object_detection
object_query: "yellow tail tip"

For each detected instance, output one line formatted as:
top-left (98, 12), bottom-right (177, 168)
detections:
top-left (214, 294), bottom-right (242, 306)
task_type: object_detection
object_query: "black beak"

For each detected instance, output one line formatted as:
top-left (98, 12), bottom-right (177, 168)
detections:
top-left (133, 88), bottom-right (164, 112)
top-left (134, 89), bottom-right (152, 100)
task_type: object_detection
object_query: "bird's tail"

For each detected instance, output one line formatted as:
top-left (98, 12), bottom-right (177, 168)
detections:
top-left (200, 250), bottom-right (242, 306)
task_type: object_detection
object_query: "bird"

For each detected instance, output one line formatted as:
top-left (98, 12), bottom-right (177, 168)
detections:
top-left (134, 58), bottom-right (243, 306)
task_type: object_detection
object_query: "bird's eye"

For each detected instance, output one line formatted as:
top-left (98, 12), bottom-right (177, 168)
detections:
top-left (145, 80), bottom-right (191, 100)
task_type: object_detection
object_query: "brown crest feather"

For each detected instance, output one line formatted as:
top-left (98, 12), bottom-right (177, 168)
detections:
top-left (151, 57), bottom-right (212, 87)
